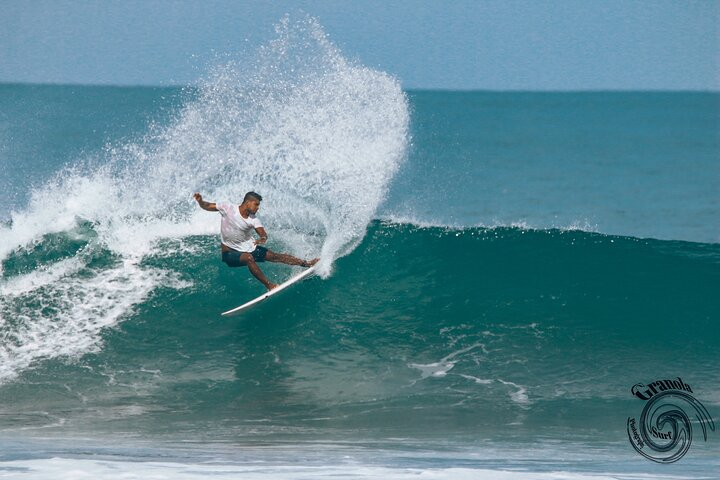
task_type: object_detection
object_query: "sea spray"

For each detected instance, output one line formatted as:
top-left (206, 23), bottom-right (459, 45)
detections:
top-left (102, 15), bottom-right (409, 273)
top-left (155, 15), bottom-right (409, 274)
top-left (0, 15), bottom-right (409, 383)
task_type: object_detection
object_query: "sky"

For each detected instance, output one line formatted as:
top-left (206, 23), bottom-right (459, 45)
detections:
top-left (1, 0), bottom-right (718, 90)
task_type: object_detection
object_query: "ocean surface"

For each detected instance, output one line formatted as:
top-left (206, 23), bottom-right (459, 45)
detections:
top-left (1, 18), bottom-right (719, 479)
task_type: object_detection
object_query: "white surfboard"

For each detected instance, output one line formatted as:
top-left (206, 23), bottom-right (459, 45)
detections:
top-left (221, 264), bottom-right (319, 316)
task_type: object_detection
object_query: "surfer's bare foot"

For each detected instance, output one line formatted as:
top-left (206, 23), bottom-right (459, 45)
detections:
top-left (302, 258), bottom-right (319, 268)
top-left (267, 283), bottom-right (278, 291)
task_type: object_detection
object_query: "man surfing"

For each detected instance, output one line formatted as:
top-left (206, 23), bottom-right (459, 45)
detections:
top-left (194, 191), bottom-right (318, 290)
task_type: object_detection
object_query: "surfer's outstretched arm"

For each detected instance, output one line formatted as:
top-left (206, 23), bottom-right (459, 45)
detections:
top-left (193, 192), bottom-right (217, 212)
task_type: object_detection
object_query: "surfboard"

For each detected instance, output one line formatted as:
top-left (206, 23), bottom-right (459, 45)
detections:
top-left (221, 264), bottom-right (319, 316)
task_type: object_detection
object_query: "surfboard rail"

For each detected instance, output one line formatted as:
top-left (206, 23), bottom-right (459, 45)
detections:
top-left (221, 264), bottom-right (318, 316)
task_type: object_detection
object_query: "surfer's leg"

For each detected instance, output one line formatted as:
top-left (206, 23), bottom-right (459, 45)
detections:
top-left (240, 253), bottom-right (277, 290)
top-left (265, 250), bottom-right (319, 267)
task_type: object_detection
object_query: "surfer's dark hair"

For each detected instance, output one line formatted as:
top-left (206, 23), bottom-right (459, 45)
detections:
top-left (243, 191), bottom-right (263, 203)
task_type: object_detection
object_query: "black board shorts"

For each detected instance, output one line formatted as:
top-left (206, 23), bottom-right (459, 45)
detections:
top-left (221, 246), bottom-right (268, 267)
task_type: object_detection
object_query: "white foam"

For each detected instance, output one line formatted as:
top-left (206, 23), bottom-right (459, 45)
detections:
top-left (0, 257), bottom-right (84, 297)
top-left (0, 261), bottom-right (189, 384)
top-left (497, 379), bottom-right (531, 406)
top-left (0, 457), bottom-right (698, 480)
top-left (409, 343), bottom-right (487, 380)
top-left (459, 374), bottom-right (494, 385)
top-left (408, 360), bottom-right (457, 379)
top-left (379, 214), bottom-right (600, 235)
top-left (0, 172), bottom-right (114, 276)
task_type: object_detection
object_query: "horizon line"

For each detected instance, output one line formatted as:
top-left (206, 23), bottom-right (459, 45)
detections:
top-left (1, 81), bottom-right (719, 94)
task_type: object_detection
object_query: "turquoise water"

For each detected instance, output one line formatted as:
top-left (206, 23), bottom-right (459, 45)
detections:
top-left (392, 91), bottom-right (719, 243)
top-left (2, 222), bottom-right (718, 440)
top-left (1, 18), bottom-right (718, 480)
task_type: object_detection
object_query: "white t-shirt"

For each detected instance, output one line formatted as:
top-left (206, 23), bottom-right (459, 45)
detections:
top-left (216, 202), bottom-right (263, 252)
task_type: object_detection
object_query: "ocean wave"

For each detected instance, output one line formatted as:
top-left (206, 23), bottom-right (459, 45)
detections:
top-left (1, 220), bottom-right (718, 441)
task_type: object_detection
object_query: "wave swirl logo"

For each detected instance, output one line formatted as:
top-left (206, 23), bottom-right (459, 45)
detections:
top-left (627, 377), bottom-right (715, 463)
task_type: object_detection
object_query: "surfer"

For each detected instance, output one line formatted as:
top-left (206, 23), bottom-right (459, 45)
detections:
top-left (194, 191), bottom-right (318, 290)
